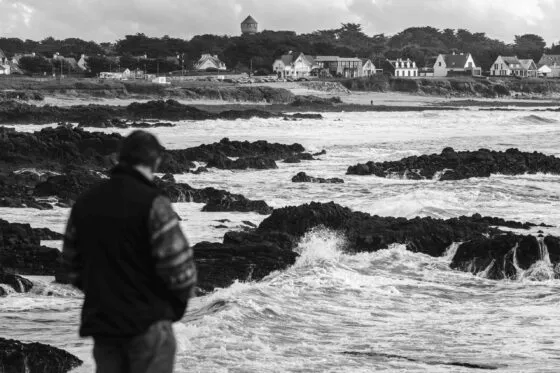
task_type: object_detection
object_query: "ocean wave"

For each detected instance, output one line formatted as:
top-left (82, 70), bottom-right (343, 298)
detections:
top-left (516, 114), bottom-right (558, 124)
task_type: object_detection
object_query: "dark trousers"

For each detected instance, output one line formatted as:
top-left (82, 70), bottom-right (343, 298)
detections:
top-left (93, 321), bottom-right (176, 373)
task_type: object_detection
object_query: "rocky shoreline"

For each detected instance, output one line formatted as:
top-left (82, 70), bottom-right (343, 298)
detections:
top-left (347, 147), bottom-right (560, 180)
top-left (0, 338), bottom-right (82, 372)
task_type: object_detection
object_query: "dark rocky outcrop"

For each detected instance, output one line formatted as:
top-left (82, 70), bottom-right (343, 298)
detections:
top-left (34, 170), bottom-right (106, 206)
top-left (292, 172), bottom-right (344, 184)
top-left (155, 175), bottom-right (273, 215)
top-left (291, 95), bottom-right (342, 107)
top-left (0, 272), bottom-right (34, 295)
top-left (0, 219), bottom-right (63, 276)
top-left (0, 338), bottom-right (82, 372)
top-left (347, 147), bottom-right (560, 180)
top-left (77, 118), bottom-right (175, 128)
top-left (192, 202), bottom-right (556, 291)
top-left (1, 126), bottom-right (310, 174)
top-left (0, 99), bottom-right (323, 125)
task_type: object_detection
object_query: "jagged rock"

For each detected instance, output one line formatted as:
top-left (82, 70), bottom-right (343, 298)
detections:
top-left (34, 170), bottom-right (105, 205)
top-left (0, 99), bottom-right (320, 125)
top-left (0, 338), bottom-right (82, 372)
top-left (291, 172), bottom-right (344, 184)
top-left (347, 147), bottom-right (560, 180)
top-left (154, 177), bottom-right (273, 215)
top-left (206, 154), bottom-right (278, 170)
top-left (78, 118), bottom-right (176, 128)
top-left (0, 220), bottom-right (63, 276)
top-left (0, 272), bottom-right (33, 294)
top-left (191, 202), bottom-right (554, 291)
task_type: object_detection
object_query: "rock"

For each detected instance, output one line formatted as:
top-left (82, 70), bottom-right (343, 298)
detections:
top-left (206, 154), bottom-right (278, 170)
top-left (153, 177), bottom-right (273, 215)
top-left (313, 150), bottom-right (327, 157)
top-left (194, 240), bottom-right (298, 293)
top-left (291, 172), bottom-right (344, 184)
top-left (0, 272), bottom-right (33, 294)
top-left (0, 219), bottom-right (63, 276)
top-left (347, 147), bottom-right (560, 180)
top-left (288, 113), bottom-right (323, 119)
top-left (0, 338), bottom-right (82, 372)
top-left (34, 170), bottom-right (105, 205)
top-left (290, 95), bottom-right (342, 107)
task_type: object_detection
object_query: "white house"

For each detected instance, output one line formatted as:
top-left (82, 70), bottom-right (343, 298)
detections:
top-left (361, 59), bottom-right (378, 77)
top-left (538, 54), bottom-right (560, 78)
top-left (273, 54), bottom-right (294, 78)
top-left (387, 58), bottom-right (418, 77)
top-left (291, 53), bottom-right (316, 78)
top-left (77, 54), bottom-right (88, 71)
top-left (433, 53), bottom-right (480, 77)
top-left (518, 59), bottom-right (538, 78)
top-left (195, 54), bottom-right (227, 71)
top-left (491, 56), bottom-right (538, 77)
top-left (0, 48), bottom-right (10, 75)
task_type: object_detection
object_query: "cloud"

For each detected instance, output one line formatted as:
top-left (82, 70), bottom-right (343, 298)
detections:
top-left (0, 0), bottom-right (557, 44)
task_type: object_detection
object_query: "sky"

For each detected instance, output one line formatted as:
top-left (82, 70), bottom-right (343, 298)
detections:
top-left (0, 0), bottom-right (558, 45)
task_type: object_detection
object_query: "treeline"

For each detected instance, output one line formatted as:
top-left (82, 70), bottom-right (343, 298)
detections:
top-left (1, 24), bottom-right (559, 75)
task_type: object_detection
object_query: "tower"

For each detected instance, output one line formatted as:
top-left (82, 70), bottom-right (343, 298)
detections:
top-left (241, 15), bottom-right (258, 35)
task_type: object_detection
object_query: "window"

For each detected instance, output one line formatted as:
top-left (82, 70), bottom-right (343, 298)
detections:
top-left (439, 62), bottom-right (442, 67)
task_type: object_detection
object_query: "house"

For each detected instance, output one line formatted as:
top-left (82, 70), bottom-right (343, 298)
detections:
top-left (314, 56), bottom-right (363, 78)
top-left (518, 59), bottom-right (538, 78)
top-left (385, 58), bottom-right (418, 77)
top-left (195, 54), bottom-right (227, 71)
top-left (490, 56), bottom-right (537, 77)
top-left (291, 53), bottom-right (316, 78)
top-left (538, 54), bottom-right (560, 78)
top-left (11, 53), bottom-right (36, 65)
top-left (273, 53), bottom-right (294, 78)
top-left (0, 48), bottom-right (11, 75)
top-left (241, 15), bottom-right (258, 35)
top-left (77, 54), bottom-right (88, 71)
top-left (361, 59), bottom-right (379, 77)
top-left (99, 68), bottom-right (133, 80)
top-left (433, 52), bottom-right (481, 77)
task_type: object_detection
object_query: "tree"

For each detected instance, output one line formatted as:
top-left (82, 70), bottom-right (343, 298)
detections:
top-left (86, 56), bottom-right (111, 76)
top-left (18, 56), bottom-right (52, 74)
top-left (514, 34), bottom-right (546, 59)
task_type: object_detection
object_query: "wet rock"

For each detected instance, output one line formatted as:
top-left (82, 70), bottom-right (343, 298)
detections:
top-left (291, 172), bottom-right (344, 184)
top-left (78, 118), bottom-right (176, 128)
top-left (154, 177), bottom-right (273, 215)
top-left (0, 219), bottom-right (63, 276)
top-left (34, 170), bottom-right (105, 205)
top-left (347, 147), bottom-right (560, 180)
top-left (206, 154), bottom-right (278, 170)
top-left (0, 338), bottom-right (82, 372)
top-left (193, 202), bottom-right (553, 291)
top-left (194, 240), bottom-right (298, 293)
top-left (0, 272), bottom-right (33, 294)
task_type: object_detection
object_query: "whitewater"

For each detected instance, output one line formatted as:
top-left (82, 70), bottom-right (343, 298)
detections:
top-left (2, 109), bottom-right (560, 372)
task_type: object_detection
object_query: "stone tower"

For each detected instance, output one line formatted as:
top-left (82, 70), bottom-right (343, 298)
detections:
top-left (241, 15), bottom-right (258, 35)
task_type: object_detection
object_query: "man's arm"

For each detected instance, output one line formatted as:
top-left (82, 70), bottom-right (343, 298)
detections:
top-left (62, 209), bottom-right (83, 290)
top-left (149, 195), bottom-right (197, 301)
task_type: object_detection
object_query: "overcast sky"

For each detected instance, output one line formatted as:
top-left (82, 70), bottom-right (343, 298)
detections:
top-left (0, 0), bottom-right (558, 45)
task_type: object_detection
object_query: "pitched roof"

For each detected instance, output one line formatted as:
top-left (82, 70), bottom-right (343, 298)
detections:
top-left (539, 54), bottom-right (560, 67)
top-left (242, 15), bottom-right (257, 24)
top-left (501, 56), bottom-right (521, 66)
top-left (277, 54), bottom-right (293, 65)
top-left (519, 59), bottom-right (536, 70)
top-left (442, 53), bottom-right (469, 68)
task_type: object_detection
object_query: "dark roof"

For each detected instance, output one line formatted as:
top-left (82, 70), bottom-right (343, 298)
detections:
top-left (539, 54), bottom-right (560, 67)
top-left (279, 54), bottom-right (293, 65)
top-left (501, 56), bottom-right (521, 66)
top-left (242, 15), bottom-right (257, 25)
top-left (443, 54), bottom-right (469, 68)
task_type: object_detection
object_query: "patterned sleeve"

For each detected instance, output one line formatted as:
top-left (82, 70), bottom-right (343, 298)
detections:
top-left (148, 195), bottom-right (197, 301)
top-left (62, 209), bottom-right (83, 290)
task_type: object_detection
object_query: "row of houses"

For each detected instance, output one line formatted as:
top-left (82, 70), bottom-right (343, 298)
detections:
top-left (270, 51), bottom-right (560, 79)
top-left (272, 52), bottom-right (382, 79)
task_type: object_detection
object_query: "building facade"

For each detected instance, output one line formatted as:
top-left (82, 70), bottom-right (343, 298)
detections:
top-left (273, 54), bottom-right (294, 78)
top-left (433, 53), bottom-right (481, 77)
top-left (491, 56), bottom-right (537, 77)
top-left (386, 58), bottom-right (418, 77)
top-left (314, 56), bottom-right (363, 78)
top-left (538, 54), bottom-right (560, 78)
top-left (195, 54), bottom-right (227, 71)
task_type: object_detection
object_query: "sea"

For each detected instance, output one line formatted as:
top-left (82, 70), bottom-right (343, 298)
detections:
top-left (2, 108), bottom-right (560, 372)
